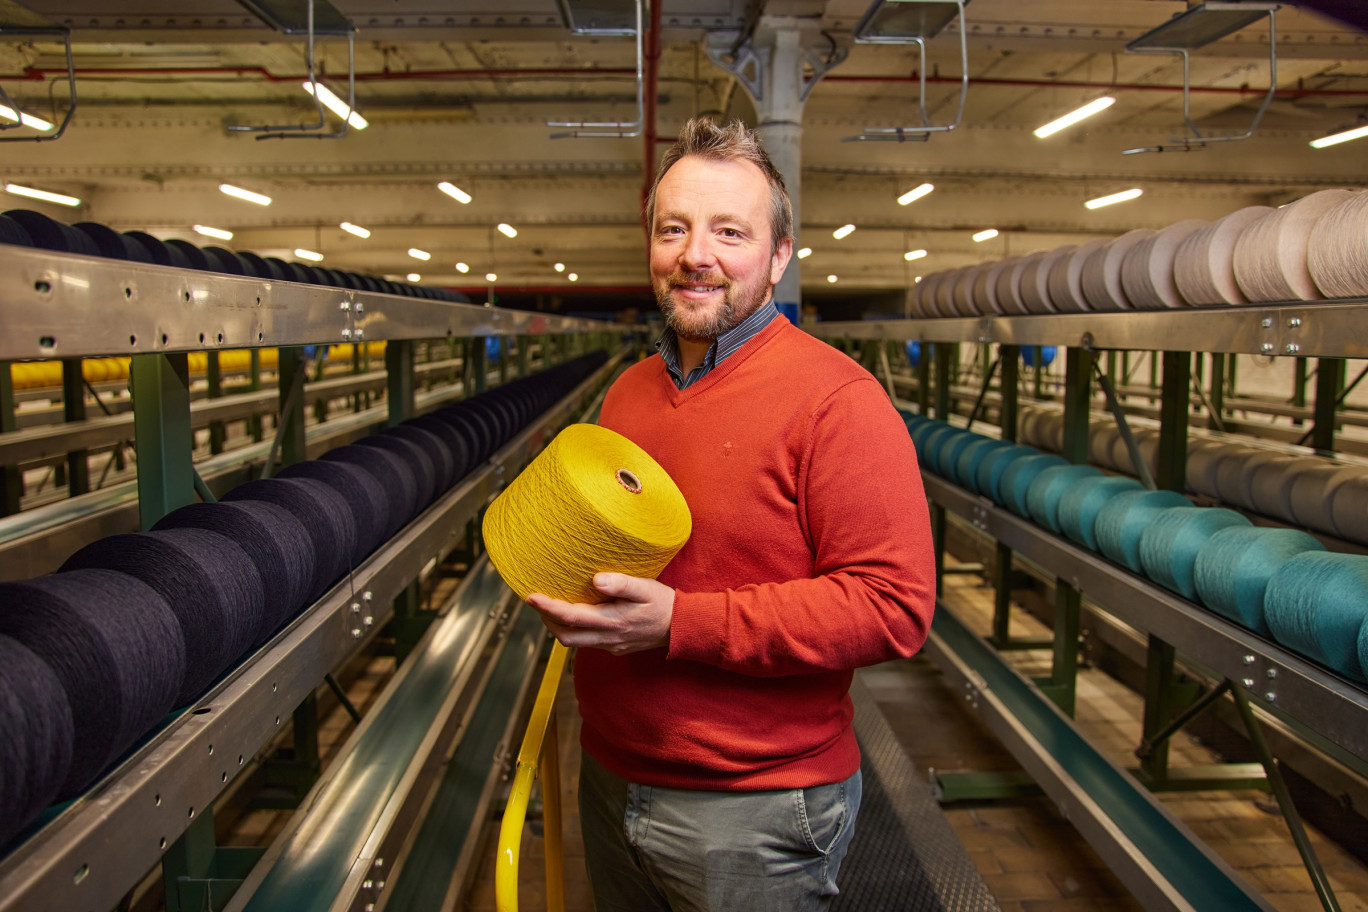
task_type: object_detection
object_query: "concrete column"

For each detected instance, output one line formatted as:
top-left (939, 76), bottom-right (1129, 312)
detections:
top-left (707, 16), bottom-right (847, 324)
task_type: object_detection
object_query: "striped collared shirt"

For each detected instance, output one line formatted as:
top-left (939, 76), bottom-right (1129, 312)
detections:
top-left (656, 301), bottom-right (780, 390)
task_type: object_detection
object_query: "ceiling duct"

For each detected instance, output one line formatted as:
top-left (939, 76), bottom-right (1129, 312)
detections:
top-left (548, 0), bottom-right (644, 137)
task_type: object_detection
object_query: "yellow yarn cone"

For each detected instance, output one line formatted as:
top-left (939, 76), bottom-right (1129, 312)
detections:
top-left (483, 423), bottom-right (691, 604)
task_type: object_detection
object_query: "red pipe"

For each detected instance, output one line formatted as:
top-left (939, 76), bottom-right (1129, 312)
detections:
top-left (641, 0), bottom-right (663, 235)
top-left (24, 65), bottom-right (1366, 100)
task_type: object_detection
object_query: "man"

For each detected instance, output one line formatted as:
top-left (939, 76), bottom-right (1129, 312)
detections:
top-left (528, 117), bottom-right (936, 911)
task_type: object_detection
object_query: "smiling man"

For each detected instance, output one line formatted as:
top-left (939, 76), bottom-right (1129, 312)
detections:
top-left (527, 117), bottom-right (937, 911)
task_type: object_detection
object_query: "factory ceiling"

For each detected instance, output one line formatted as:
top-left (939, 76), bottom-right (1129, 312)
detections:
top-left (0, 0), bottom-right (1365, 312)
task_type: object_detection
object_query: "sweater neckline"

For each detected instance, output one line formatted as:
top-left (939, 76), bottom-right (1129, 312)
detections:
top-left (661, 316), bottom-right (789, 406)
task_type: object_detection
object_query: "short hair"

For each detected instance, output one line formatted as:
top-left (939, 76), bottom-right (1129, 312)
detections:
top-left (645, 117), bottom-right (793, 252)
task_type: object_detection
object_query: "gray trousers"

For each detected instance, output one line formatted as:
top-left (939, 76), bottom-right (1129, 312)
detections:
top-left (578, 753), bottom-right (861, 912)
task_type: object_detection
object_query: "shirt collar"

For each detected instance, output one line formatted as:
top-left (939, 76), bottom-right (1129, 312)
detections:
top-left (656, 300), bottom-right (780, 390)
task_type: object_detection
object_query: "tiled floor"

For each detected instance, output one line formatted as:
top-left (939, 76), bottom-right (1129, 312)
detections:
top-left (462, 561), bottom-right (1368, 911)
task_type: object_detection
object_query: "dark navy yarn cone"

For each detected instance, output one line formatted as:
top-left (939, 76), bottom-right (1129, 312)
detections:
top-left (0, 634), bottom-right (74, 846)
top-left (319, 443), bottom-right (418, 540)
top-left (384, 424), bottom-right (455, 494)
top-left (406, 413), bottom-right (473, 484)
top-left (278, 459), bottom-right (390, 563)
top-left (0, 569), bottom-right (185, 797)
top-left (223, 476), bottom-right (358, 601)
top-left (354, 433), bottom-right (437, 513)
top-left (151, 499), bottom-right (316, 640)
top-left (59, 529), bottom-right (264, 704)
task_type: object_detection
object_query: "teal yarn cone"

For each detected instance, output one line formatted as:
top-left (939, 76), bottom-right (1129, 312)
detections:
top-left (933, 431), bottom-right (978, 479)
top-left (1193, 527), bottom-right (1325, 635)
top-left (1138, 507), bottom-right (1252, 600)
top-left (1025, 464), bottom-right (1103, 532)
top-left (977, 444), bottom-right (1042, 506)
top-left (1058, 476), bottom-right (1146, 551)
top-left (1265, 552), bottom-right (1368, 681)
top-left (1095, 489), bottom-right (1193, 573)
top-left (956, 438), bottom-right (1012, 493)
top-left (999, 453), bottom-right (1069, 517)
top-left (1359, 618), bottom-right (1368, 683)
top-left (913, 423), bottom-right (957, 467)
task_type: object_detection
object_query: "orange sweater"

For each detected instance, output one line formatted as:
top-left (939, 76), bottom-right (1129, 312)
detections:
top-left (578, 317), bottom-right (936, 790)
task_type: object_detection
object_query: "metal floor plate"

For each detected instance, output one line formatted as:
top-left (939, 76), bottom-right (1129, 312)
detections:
top-left (833, 675), bottom-right (1002, 911)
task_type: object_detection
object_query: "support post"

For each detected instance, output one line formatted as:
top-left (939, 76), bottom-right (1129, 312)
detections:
top-left (61, 359), bottom-right (90, 496)
top-left (130, 353), bottom-right (195, 529)
top-left (386, 339), bottom-right (415, 425)
top-left (1311, 357), bottom-right (1344, 455)
top-left (0, 364), bottom-right (21, 515)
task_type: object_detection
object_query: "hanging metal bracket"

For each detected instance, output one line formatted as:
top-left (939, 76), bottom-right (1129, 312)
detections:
top-left (548, 0), bottom-right (644, 138)
top-left (229, 0), bottom-right (359, 141)
top-left (1122, 2), bottom-right (1279, 155)
top-left (843, 0), bottom-right (969, 143)
top-left (0, 26), bottom-right (75, 143)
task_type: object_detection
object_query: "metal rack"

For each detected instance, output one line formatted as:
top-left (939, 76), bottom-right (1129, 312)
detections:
top-left (0, 245), bottom-right (623, 912)
top-left (809, 302), bottom-right (1368, 912)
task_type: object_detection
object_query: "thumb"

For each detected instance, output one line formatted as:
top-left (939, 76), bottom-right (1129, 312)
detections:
top-left (593, 572), bottom-right (645, 601)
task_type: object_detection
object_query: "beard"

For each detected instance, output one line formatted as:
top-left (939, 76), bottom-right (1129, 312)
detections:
top-left (656, 270), bottom-right (772, 343)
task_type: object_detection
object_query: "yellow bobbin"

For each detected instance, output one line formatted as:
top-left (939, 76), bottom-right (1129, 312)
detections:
top-left (483, 423), bottom-right (691, 604)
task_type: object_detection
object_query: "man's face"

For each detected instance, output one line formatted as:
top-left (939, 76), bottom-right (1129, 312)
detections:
top-left (649, 155), bottom-right (793, 342)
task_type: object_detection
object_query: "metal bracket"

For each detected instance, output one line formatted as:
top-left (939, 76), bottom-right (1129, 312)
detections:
top-left (548, 0), bottom-right (644, 138)
top-left (843, 0), bottom-right (968, 142)
top-left (704, 29), bottom-right (849, 107)
top-left (229, 0), bottom-right (359, 141)
top-left (0, 26), bottom-right (75, 143)
top-left (1122, 3), bottom-right (1279, 155)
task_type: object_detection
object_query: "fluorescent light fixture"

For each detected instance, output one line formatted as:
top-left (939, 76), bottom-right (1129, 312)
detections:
top-left (568, 272), bottom-right (578, 281)
top-left (554, 262), bottom-right (566, 272)
top-left (438, 181), bottom-right (472, 204)
top-left (904, 249), bottom-right (928, 261)
top-left (797, 247), bottom-right (812, 259)
top-left (1310, 124), bottom-right (1368, 149)
top-left (455, 262), bottom-right (470, 273)
top-left (407, 273), bottom-right (421, 282)
top-left (897, 183), bottom-right (934, 205)
top-left (219, 183), bottom-right (272, 206)
top-left (914, 275), bottom-right (923, 283)
top-left (301, 81), bottom-right (367, 129)
top-left (1034, 97), bottom-right (1115, 139)
top-left (827, 274), bottom-right (838, 283)
top-left (1085, 188), bottom-right (1144, 210)
top-left (972, 228), bottom-right (999, 242)
top-left (485, 272), bottom-right (497, 282)
top-left (0, 105), bottom-right (53, 131)
top-left (294, 248), bottom-right (323, 262)
top-left (833, 224), bottom-right (856, 240)
top-left (340, 221), bottom-right (370, 238)
top-left (193, 224), bottom-right (233, 241)
top-left (4, 183), bottom-right (80, 207)
top-left (408, 248), bottom-right (431, 261)
top-left (497, 223), bottom-right (517, 238)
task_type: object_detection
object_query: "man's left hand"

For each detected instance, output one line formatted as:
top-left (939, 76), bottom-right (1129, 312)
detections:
top-left (527, 573), bottom-right (674, 655)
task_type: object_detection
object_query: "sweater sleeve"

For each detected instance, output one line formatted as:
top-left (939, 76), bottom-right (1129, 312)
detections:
top-left (666, 377), bottom-right (937, 676)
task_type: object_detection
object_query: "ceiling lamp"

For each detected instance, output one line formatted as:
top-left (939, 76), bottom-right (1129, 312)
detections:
top-left (455, 262), bottom-right (470, 273)
top-left (439, 181), bottom-right (472, 204)
top-left (407, 273), bottom-right (421, 282)
top-left (1310, 124), bottom-right (1368, 150)
top-left (408, 248), bottom-right (431, 260)
top-left (193, 225), bottom-right (233, 241)
top-left (554, 262), bottom-right (566, 272)
top-left (219, 184), bottom-right (272, 206)
top-left (826, 275), bottom-right (839, 283)
top-left (302, 81), bottom-right (367, 129)
top-left (485, 272), bottom-right (498, 282)
top-left (833, 224), bottom-right (856, 240)
top-left (1033, 97), bottom-right (1115, 139)
top-left (568, 272), bottom-right (579, 281)
top-left (294, 248), bottom-right (324, 262)
top-left (497, 223), bottom-right (518, 238)
top-left (897, 183), bottom-right (934, 205)
top-left (904, 249), bottom-right (927, 261)
top-left (797, 247), bottom-right (812, 259)
top-left (972, 229), bottom-right (999, 242)
top-left (1085, 188), bottom-right (1143, 210)
top-left (4, 183), bottom-right (80, 207)
top-left (340, 221), bottom-right (370, 238)
top-left (0, 105), bottom-right (53, 131)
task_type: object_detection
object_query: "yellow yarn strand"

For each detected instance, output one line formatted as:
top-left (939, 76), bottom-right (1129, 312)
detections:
top-left (483, 423), bottom-right (692, 604)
